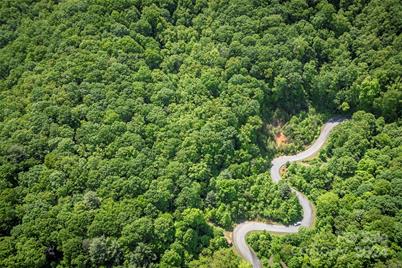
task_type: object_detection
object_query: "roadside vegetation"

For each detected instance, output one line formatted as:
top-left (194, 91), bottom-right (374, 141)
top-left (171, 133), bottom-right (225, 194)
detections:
top-left (248, 112), bottom-right (402, 267)
top-left (0, 0), bottom-right (400, 267)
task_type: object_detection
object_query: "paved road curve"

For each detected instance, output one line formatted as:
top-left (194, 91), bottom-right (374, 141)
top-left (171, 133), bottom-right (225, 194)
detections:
top-left (232, 118), bottom-right (344, 268)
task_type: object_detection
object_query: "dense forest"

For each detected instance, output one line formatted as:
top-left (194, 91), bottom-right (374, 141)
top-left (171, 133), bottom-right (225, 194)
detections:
top-left (248, 112), bottom-right (402, 267)
top-left (0, 0), bottom-right (400, 267)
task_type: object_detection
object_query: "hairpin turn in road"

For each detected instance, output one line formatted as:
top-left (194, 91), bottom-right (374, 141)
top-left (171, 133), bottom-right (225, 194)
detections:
top-left (232, 118), bottom-right (345, 268)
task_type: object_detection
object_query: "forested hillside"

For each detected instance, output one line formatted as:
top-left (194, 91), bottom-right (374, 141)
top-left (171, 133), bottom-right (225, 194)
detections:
top-left (0, 0), bottom-right (400, 267)
top-left (248, 112), bottom-right (402, 267)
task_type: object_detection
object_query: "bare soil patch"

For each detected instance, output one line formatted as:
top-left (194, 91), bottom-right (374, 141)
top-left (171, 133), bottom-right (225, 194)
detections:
top-left (275, 132), bottom-right (288, 147)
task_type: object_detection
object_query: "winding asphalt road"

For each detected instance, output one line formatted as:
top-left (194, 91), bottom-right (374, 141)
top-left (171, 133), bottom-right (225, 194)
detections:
top-left (232, 118), bottom-right (344, 268)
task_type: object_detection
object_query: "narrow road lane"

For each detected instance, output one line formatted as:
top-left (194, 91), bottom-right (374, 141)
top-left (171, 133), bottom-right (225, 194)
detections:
top-left (232, 118), bottom-right (344, 268)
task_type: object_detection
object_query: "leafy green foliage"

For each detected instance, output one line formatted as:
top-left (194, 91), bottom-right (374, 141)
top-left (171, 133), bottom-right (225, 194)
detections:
top-left (250, 112), bottom-right (402, 267)
top-left (278, 110), bottom-right (325, 154)
top-left (0, 0), bottom-right (401, 267)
